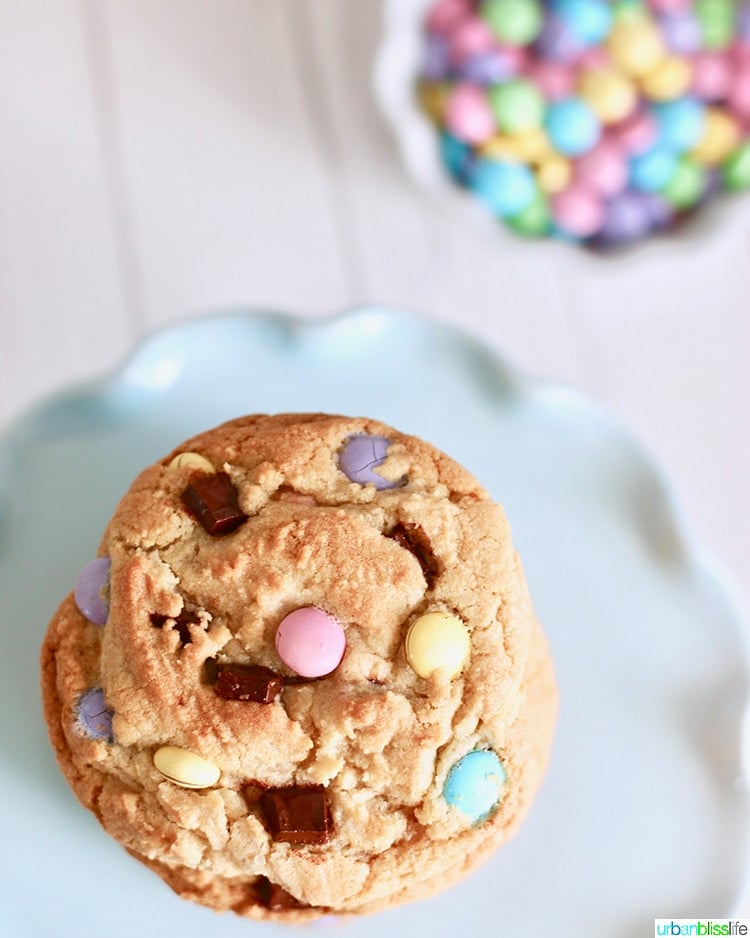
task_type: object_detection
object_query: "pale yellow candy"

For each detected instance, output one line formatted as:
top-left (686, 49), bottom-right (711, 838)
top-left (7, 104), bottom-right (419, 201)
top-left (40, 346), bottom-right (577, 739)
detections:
top-left (578, 69), bottom-right (637, 125)
top-left (640, 55), bottom-right (691, 102)
top-left (478, 134), bottom-right (525, 161)
top-left (479, 128), bottom-right (550, 163)
top-left (536, 154), bottom-right (572, 194)
top-left (405, 612), bottom-right (470, 680)
top-left (690, 108), bottom-right (741, 166)
top-left (608, 20), bottom-right (665, 78)
top-left (153, 745), bottom-right (221, 789)
top-left (168, 452), bottom-right (215, 472)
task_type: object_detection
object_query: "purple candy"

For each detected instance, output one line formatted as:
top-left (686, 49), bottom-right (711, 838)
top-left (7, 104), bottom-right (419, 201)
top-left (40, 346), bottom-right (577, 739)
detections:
top-left (534, 15), bottom-right (583, 63)
top-left (658, 12), bottom-right (702, 55)
top-left (423, 35), bottom-right (450, 80)
top-left (74, 557), bottom-right (111, 625)
top-left (77, 688), bottom-right (114, 741)
top-left (459, 49), bottom-right (518, 83)
top-left (595, 190), bottom-right (654, 246)
top-left (338, 434), bottom-right (401, 489)
top-left (738, 4), bottom-right (750, 44)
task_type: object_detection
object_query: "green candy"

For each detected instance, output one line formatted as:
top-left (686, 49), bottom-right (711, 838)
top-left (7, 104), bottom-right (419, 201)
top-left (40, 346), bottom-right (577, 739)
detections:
top-left (695, 0), bottom-right (734, 50)
top-left (481, 0), bottom-right (542, 46)
top-left (661, 159), bottom-right (704, 209)
top-left (489, 79), bottom-right (545, 133)
top-left (506, 190), bottom-right (551, 237)
top-left (722, 143), bottom-right (750, 192)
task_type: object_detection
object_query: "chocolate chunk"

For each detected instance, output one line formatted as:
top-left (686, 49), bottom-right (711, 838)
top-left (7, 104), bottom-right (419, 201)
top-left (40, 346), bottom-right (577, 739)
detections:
top-left (214, 664), bottom-right (285, 703)
top-left (150, 610), bottom-right (200, 646)
top-left (181, 471), bottom-right (248, 536)
top-left (387, 523), bottom-right (440, 587)
top-left (252, 876), bottom-right (304, 911)
top-left (201, 656), bottom-right (219, 685)
top-left (259, 785), bottom-right (333, 844)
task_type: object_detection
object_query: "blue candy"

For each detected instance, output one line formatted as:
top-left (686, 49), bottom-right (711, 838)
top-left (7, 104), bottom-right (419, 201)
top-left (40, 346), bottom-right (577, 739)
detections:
top-left (440, 132), bottom-right (474, 186)
top-left (553, 0), bottom-right (612, 45)
top-left (654, 98), bottom-right (706, 153)
top-left (443, 749), bottom-right (506, 821)
top-left (630, 144), bottom-right (679, 192)
top-left (545, 98), bottom-right (600, 156)
top-left (470, 159), bottom-right (537, 217)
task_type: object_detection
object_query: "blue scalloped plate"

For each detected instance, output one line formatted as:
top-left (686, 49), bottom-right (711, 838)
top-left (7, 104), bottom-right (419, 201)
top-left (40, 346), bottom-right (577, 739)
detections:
top-left (1, 309), bottom-right (747, 937)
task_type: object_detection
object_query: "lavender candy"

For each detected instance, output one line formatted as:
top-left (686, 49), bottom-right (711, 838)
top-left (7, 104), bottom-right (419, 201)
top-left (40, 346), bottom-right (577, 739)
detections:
top-left (458, 49), bottom-right (519, 84)
top-left (338, 434), bottom-right (401, 489)
top-left (77, 688), bottom-right (114, 741)
top-left (658, 12), bottom-right (702, 55)
top-left (74, 557), bottom-right (111, 625)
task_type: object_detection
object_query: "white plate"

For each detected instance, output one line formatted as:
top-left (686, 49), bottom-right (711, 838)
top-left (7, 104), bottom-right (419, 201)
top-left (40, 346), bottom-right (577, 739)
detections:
top-left (0, 308), bottom-right (748, 937)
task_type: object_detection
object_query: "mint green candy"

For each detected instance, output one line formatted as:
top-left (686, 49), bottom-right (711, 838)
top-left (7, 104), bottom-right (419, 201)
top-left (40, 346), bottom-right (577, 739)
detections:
top-left (722, 143), bottom-right (750, 192)
top-left (489, 79), bottom-right (545, 133)
top-left (661, 159), bottom-right (704, 209)
top-left (695, 0), bottom-right (734, 50)
top-left (481, 0), bottom-right (542, 45)
top-left (506, 190), bottom-right (551, 237)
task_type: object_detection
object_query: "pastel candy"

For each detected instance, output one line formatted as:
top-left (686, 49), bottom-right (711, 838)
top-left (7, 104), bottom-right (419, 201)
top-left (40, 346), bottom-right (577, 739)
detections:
top-left (77, 688), bottom-right (114, 741)
top-left (275, 607), bottom-right (346, 678)
top-left (418, 0), bottom-right (750, 248)
top-left (153, 745), bottom-right (221, 789)
top-left (74, 558), bottom-right (111, 625)
top-left (339, 434), bottom-right (401, 489)
top-left (443, 749), bottom-right (506, 821)
top-left (405, 611), bottom-right (470, 679)
top-left (168, 452), bottom-right (216, 472)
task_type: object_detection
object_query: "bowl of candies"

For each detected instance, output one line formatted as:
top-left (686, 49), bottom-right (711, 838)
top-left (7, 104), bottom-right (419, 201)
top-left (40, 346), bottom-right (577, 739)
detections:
top-left (375, 0), bottom-right (750, 249)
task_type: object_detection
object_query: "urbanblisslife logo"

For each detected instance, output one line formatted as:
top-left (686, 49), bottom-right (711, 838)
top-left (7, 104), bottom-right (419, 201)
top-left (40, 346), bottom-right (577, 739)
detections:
top-left (654, 921), bottom-right (750, 936)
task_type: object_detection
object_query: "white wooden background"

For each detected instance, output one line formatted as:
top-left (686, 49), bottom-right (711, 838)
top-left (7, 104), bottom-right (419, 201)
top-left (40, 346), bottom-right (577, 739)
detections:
top-left (2, 0), bottom-right (750, 789)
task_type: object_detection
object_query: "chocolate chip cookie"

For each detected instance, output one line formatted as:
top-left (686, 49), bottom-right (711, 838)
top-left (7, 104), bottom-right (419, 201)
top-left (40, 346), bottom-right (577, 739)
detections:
top-left (41, 413), bottom-right (557, 920)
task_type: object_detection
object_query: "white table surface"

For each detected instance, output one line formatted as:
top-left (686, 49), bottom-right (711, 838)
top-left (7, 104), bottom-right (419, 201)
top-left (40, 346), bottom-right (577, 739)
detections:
top-left (1, 0), bottom-right (749, 919)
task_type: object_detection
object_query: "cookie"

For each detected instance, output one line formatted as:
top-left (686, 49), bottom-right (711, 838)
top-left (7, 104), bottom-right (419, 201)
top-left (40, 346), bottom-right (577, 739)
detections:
top-left (41, 413), bottom-right (557, 920)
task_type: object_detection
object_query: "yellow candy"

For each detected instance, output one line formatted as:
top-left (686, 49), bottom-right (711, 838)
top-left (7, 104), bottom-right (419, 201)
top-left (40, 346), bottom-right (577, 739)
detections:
top-left (153, 746), bottom-right (221, 789)
top-left (168, 452), bottom-right (215, 472)
top-left (514, 127), bottom-right (552, 162)
top-left (641, 55), bottom-right (692, 101)
top-left (537, 154), bottom-right (572, 194)
top-left (690, 108), bottom-right (741, 166)
top-left (579, 69), bottom-right (637, 125)
top-left (405, 612), bottom-right (470, 679)
top-left (478, 134), bottom-right (525, 161)
top-left (608, 20), bottom-right (665, 78)
top-left (417, 81), bottom-right (450, 125)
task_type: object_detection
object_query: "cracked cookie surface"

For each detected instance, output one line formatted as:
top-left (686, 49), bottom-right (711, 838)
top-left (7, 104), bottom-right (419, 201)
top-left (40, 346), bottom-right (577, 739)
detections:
top-left (41, 413), bottom-right (557, 921)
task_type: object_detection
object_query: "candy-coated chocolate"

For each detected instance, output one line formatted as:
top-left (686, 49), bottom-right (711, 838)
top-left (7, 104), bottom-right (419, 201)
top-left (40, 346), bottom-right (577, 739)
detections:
top-left (275, 607), bottom-right (346, 678)
top-left (481, 0), bottom-right (543, 46)
top-left (339, 433), bottom-right (401, 489)
top-left (405, 611), bottom-right (470, 679)
top-left (471, 158), bottom-right (538, 216)
top-left (77, 687), bottom-right (114, 741)
top-left (74, 557), bottom-right (111, 626)
top-left (417, 0), bottom-right (750, 247)
top-left (545, 97), bottom-right (600, 155)
top-left (722, 141), bottom-right (750, 190)
top-left (443, 749), bottom-right (506, 821)
top-left (153, 746), bottom-right (221, 789)
top-left (168, 452), bottom-right (215, 472)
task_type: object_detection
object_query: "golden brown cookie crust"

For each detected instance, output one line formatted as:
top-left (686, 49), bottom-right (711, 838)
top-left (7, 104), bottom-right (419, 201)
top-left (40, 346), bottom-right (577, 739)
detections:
top-left (40, 413), bottom-right (557, 921)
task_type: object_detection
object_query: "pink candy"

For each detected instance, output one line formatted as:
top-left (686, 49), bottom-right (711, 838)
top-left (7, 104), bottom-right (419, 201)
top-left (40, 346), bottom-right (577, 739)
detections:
top-left (445, 84), bottom-right (496, 143)
top-left (275, 607), bottom-right (346, 678)
top-left (552, 185), bottom-right (604, 238)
